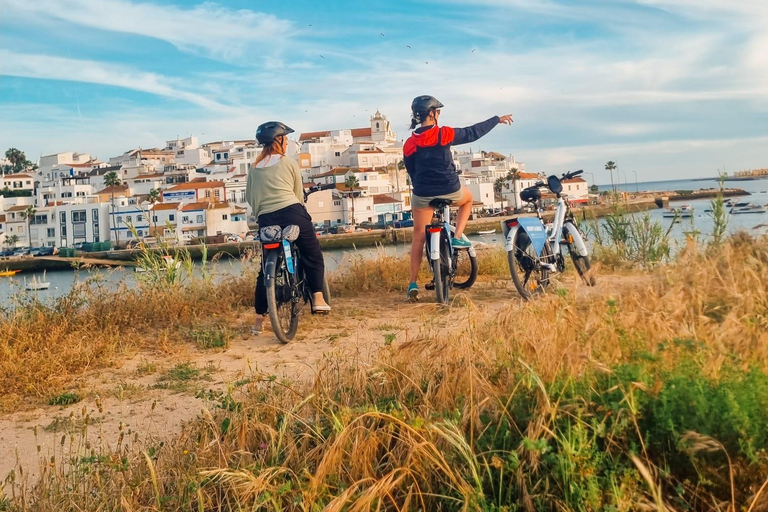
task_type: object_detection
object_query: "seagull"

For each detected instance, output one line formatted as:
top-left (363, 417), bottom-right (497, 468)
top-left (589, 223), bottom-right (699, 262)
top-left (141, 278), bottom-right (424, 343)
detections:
top-left (309, 24), bottom-right (313, 26)
top-left (425, 61), bottom-right (429, 64)
top-left (472, 49), bottom-right (476, 53)
top-left (380, 32), bottom-right (385, 36)
top-left (319, 55), bottom-right (325, 58)
top-left (407, 45), bottom-right (412, 49)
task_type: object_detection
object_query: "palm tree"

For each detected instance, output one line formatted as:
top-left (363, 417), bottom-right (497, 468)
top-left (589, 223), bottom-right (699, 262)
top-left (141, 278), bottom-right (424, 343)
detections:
top-left (4, 148), bottom-right (25, 174)
top-left (344, 175), bottom-right (360, 229)
top-left (104, 171), bottom-right (122, 246)
top-left (20, 205), bottom-right (37, 248)
top-left (4, 234), bottom-right (19, 250)
top-left (605, 161), bottom-right (617, 195)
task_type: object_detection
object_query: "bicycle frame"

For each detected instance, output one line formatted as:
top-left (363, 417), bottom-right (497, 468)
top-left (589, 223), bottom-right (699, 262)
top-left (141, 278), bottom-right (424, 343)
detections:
top-left (427, 203), bottom-right (478, 263)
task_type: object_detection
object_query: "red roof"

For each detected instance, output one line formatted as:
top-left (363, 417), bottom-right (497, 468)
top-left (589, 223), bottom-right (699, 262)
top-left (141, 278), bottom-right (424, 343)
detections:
top-left (153, 202), bottom-right (180, 211)
top-left (518, 172), bottom-right (539, 180)
top-left (299, 131), bottom-right (331, 142)
top-left (166, 180), bottom-right (224, 191)
top-left (351, 128), bottom-right (372, 138)
top-left (562, 177), bottom-right (587, 183)
top-left (372, 195), bottom-right (400, 204)
top-left (181, 202), bottom-right (210, 212)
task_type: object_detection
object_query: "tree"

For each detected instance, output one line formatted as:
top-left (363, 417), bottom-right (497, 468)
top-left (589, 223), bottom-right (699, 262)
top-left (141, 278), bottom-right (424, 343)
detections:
top-left (494, 176), bottom-right (506, 194)
top-left (20, 205), bottom-right (37, 248)
top-left (4, 234), bottom-right (20, 250)
top-left (344, 175), bottom-right (360, 229)
top-left (3, 148), bottom-right (34, 174)
top-left (104, 171), bottom-right (122, 246)
top-left (605, 161), bottom-right (617, 195)
top-left (397, 159), bottom-right (405, 171)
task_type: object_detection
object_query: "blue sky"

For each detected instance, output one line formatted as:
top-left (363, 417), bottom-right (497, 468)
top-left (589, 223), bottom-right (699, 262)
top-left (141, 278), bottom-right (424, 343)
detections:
top-left (0, 0), bottom-right (766, 183)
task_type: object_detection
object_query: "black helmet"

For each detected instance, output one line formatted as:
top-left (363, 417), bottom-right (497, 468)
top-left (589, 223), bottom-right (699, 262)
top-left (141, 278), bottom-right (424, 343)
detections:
top-left (255, 121), bottom-right (294, 145)
top-left (411, 95), bottom-right (444, 123)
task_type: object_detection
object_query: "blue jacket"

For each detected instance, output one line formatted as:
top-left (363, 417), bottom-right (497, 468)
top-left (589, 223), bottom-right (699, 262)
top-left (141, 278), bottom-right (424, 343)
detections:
top-left (403, 116), bottom-right (500, 197)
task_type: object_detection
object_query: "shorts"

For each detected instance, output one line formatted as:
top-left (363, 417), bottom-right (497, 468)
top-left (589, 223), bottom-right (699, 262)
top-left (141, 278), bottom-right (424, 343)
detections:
top-left (411, 188), bottom-right (464, 210)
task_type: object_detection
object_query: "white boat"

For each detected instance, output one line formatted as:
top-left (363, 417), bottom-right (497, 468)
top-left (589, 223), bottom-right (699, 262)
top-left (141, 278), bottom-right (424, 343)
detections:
top-left (730, 203), bottom-right (767, 214)
top-left (25, 272), bottom-right (50, 291)
top-left (478, 229), bottom-right (496, 235)
top-left (662, 205), bottom-right (694, 218)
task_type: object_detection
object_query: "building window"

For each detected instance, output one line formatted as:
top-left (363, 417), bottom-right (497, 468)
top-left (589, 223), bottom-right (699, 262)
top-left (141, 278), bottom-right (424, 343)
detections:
top-left (152, 215), bottom-right (158, 223)
top-left (335, 152), bottom-right (341, 157)
top-left (222, 214), bottom-right (228, 220)
top-left (117, 216), bottom-right (123, 224)
top-left (182, 216), bottom-right (190, 224)
top-left (72, 210), bottom-right (86, 223)
top-left (137, 229), bottom-right (143, 237)
top-left (196, 214), bottom-right (204, 223)
top-left (333, 200), bottom-right (341, 206)
top-left (47, 228), bottom-right (55, 237)
top-left (137, 214), bottom-right (144, 222)
top-left (126, 215), bottom-right (132, 223)
top-left (205, 190), bottom-right (211, 198)
top-left (214, 189), bottom-right (221, 199)
top-left (169, 214), bottom-right (175, 222)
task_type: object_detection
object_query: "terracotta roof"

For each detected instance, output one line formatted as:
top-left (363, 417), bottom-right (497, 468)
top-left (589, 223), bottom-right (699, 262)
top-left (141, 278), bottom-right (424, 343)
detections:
top-left (180, 201), bottom-right (227, 212)
top-left (351, 128), bottom-right (372, 138)
top-left (517, 172), bottom-right (540, 180)
top-left (299, 131), bottom-right (332, 142)
top-left (131, 173), bottom-right (164, 180)
top-left (166, 180), bottom-right (224, 191)
top-left (562, 177), bottom-right (587, 183)
top-left (153, 202), bottom-right (180, 211)
top-left (3, 173), bottom-right (34, 179)
top-left (372, 195), bottom-right (400, 204)
top-left (97, 185), bottom-right (130, 195)
top-left (232, 207), bottom-right (247, 214)
top-left (0, 215), bottom-right (5, 222)
top-left (68, 161), bottom-right (100, 168)
top-left (5, 205), bottom-right (31, 212)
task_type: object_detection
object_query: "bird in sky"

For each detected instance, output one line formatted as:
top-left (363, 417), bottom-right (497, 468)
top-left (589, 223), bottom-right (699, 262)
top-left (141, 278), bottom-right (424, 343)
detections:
top-left (319, 55), bottom-right (325, 58)
top-left (380, 32), bottom-right (385, 36)
top-left (407, 45), bottom-right (412, 49)
top-left (472, 49), bottom-right (476, 53)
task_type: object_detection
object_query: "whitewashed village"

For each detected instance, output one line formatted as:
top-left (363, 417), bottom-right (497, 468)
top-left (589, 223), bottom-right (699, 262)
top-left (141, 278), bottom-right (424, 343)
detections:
top-left (0, 110), bottom-right (591, 252)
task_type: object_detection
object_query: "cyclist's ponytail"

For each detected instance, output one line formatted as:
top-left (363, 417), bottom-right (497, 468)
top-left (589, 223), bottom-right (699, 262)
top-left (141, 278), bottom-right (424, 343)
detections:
top-left (409, 116), bottom-right (419, 130)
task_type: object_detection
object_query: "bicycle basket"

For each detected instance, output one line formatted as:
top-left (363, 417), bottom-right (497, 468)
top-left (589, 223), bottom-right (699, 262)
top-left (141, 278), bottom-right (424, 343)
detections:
top-left (260, 225), bottom-right (283, 242)
top-left (282, 225), bottom-right (300, 242)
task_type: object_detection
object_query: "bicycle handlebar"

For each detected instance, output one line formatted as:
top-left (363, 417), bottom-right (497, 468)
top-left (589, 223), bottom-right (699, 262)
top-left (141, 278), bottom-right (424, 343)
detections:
top-left (303, 183), bottom-right (336, 200)
top-left (562, 169), bottom-right (583, 180)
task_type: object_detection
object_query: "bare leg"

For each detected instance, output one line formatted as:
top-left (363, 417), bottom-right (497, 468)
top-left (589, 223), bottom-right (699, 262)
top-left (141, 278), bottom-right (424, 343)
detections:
top-left (409, 207), bottom-right (434, 283)
top-left (453, 186), bottom-right (474, 239)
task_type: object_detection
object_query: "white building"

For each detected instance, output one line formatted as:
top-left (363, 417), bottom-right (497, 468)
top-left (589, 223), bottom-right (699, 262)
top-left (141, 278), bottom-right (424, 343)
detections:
top-left (56, 200), bottom-right (110, 248)
top-left (39, 152), bottom-right (96, 175)
top-left (162, 179), bottom-right (226, 204)
top-left (465, 182), bottom-right (501, 212)
top-left (37, 176), bottom-right (94, 206)
top-left (561, 177), bottom-right (589, 205)
top-left (502, 172), bottom-right (543, 210)
top-left (372, 194), bottom-right (405, 224)
top-left (455, 151), bottom-right (524, 182)
top-left (3, 205), bottom-right (31, 247)
top-left (27, 206), bottom-right (58, 248)
top-left (305, 188), bottom-right (344, 228)
top-left (166, 136), bottom-right (212, 167)
top-left (1, 173), bottom-right (35, 195)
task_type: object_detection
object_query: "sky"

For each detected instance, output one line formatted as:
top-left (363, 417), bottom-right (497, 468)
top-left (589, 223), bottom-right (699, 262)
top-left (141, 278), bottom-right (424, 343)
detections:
top-left (0, 0), bottom-right (766, 184)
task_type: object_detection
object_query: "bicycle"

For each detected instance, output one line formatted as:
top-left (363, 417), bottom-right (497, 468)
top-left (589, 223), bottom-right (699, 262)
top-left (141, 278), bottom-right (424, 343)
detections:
top-left (259, 185), bottom-right (334, 343)
top-left (424, 198), bottom-right (479, 304)
top-left (501, 169), bottom-right (596, 300)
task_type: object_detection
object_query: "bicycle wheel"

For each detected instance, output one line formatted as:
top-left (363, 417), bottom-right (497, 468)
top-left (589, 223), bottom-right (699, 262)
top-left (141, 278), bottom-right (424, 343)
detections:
top-left (265, 250), bottom-right (300, 343)
top-left (432, 236), bottom-right (451, 304)
top-left (508, 230), bottom-right (551, 300)
top-left (322, 276), bottom-right (332, 305)
top-left (452, 249), bottom-right (478, 289)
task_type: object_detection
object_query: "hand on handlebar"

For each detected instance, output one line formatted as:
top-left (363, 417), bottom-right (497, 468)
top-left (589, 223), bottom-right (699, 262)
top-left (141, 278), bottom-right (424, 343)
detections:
top-left (498, 114), bottom-right (514, 125)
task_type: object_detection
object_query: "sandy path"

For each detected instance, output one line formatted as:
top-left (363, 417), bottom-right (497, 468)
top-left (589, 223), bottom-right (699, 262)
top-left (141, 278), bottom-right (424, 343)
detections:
top-left (0, 273), bottom-right (638, 488)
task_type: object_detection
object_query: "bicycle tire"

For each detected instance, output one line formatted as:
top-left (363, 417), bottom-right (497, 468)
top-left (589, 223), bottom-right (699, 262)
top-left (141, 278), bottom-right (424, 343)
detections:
top-left (508, 229), bottom-right (551, 300)
top-left (265, 250), bottom-right (300, 343)
top-left (564, 223), bottom-right (596, 286)
top-left (452, 249), bottom-right (478, 289)
top-left (433, 236), bottom-right (451, 304)
top-left (322, 276), bottom-right (332, 305)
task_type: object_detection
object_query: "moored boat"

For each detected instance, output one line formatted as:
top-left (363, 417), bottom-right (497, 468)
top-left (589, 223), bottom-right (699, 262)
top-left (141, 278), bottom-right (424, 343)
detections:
top-left (0, 269), bottom-right (20, 277)
top-left (662, 205), bottom-right (694, 218)
top-left (730, 203), bottom-right (767, 214)
top-left (25, 272), bottom-right (51, 291)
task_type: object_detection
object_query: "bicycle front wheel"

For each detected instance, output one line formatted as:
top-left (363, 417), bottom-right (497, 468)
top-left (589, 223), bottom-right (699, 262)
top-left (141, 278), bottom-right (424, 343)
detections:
top-left (265, 250), bottom-right (300, 343)
top-left (452, 249), bottom-right (478, 289)
top-left (508, 230), bottom-right (551, 300)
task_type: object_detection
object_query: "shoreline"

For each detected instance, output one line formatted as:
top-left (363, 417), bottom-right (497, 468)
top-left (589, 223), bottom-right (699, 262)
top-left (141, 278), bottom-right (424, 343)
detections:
top-left (0, 190), bottom-right (746, 273)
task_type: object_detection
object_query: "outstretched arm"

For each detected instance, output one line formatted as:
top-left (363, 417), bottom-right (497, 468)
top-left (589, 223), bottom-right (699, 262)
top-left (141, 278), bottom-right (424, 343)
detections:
top-left (452, 115), bottom-right (513, 145)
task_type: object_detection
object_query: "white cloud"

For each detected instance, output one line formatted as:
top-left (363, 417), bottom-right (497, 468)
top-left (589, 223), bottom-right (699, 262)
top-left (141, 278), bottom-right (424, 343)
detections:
top-left (1, 0), bottom-right (295, 60)
top-left (0, 50), bottom-right (232, 111)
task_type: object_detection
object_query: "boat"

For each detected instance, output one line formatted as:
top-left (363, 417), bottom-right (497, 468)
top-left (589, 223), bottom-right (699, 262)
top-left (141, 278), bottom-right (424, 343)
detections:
top-left (25, 272), bottom-right (50, 291)
top-left (0, 269), bottom-right (20, 277)
top-left (730, 203), bottom-right (767, 214)
top-left (662, 205), bottom-right (694, 218)
top-left (478, 229), bottom-right (496, 235)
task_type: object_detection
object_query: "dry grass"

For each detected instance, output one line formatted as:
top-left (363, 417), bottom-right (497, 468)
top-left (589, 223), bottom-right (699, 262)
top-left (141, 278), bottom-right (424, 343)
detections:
top-left (0, 264), bottom-right (257, 411)
top-left (3, 236), bottom-right (768, 510)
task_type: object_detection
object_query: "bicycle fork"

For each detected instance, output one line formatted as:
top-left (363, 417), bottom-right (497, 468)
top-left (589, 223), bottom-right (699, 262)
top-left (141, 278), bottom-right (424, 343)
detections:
top-left (427, 225), bottom-right (451, 273)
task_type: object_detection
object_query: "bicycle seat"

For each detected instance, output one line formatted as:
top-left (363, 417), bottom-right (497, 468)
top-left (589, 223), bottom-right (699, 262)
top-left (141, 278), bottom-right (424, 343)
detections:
top-left (259, 225), bottom-right (283, 243)
top-left (520, 187), bottom-right (541, 203)
top-left (282, 225), bottom-right (300, 242)
top-left (429, 198), bottom-right (452, 208)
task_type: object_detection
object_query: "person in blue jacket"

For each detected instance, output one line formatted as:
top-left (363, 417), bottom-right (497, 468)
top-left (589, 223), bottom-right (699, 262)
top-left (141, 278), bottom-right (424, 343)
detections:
top-left (403, 95), bottom-right (513, 301)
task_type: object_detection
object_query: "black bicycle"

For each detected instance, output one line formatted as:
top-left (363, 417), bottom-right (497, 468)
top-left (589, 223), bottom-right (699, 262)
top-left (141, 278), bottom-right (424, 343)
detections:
top-left (259, 224), bottom-right (331, 344)
top-left (424, 199), bottom-right (479, 304)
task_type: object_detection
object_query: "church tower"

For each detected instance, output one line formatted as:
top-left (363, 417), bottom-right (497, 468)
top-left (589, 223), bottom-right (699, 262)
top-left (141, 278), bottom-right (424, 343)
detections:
top-left (370, 110), bottom-right (396, 144)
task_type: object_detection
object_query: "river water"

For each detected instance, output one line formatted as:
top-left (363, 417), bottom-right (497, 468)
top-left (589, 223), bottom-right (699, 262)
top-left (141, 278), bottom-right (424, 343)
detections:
top-left (3, 177), bottom-right (768, 302)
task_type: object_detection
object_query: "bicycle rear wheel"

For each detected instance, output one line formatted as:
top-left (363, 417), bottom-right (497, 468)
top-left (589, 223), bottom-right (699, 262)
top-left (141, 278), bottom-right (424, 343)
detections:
top-left (265, 250), bottom-right (300, 343)
top-left (508, 230), bottom-right (551, 300)
top-left (432, 236), bottom-right (451, 304)
top-left (452, 249), bottom-right (478, 289)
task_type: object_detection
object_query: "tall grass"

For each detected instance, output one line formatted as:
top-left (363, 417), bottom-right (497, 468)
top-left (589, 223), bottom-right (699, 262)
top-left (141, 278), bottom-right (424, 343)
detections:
top-left (2, 235), bottom-right (768, 510)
